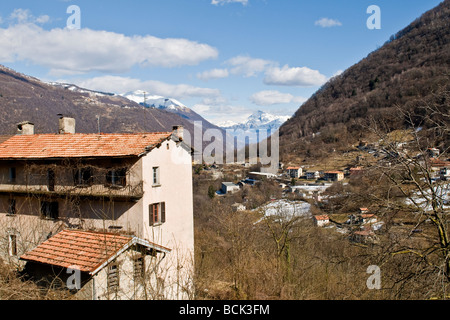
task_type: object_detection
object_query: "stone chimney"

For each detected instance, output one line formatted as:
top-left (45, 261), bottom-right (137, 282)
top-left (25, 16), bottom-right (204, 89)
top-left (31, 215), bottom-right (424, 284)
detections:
top-left (59, 116), bottom-right (76, 134)
top-left (17, 121), bottom-right (35, 135)
top-left (173, 125), bottom-right (184, 140)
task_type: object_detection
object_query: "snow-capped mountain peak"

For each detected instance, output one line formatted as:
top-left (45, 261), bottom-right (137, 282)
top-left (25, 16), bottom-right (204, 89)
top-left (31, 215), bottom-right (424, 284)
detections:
top-left (121, 90), bottom-right (188, 111)
top-left (220, 110), bottom-right (290, 131)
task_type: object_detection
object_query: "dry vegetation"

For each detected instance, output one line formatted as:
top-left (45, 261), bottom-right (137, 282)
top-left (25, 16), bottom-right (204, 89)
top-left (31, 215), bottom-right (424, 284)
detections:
top-left (193, 176), bottom-right (384, 300)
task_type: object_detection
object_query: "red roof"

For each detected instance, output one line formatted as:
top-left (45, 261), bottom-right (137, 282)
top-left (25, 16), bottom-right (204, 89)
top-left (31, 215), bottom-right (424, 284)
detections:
top-left (0, 132), bottom-right (173, 159)
top-left (20, 229), bottom-right (170, 274)
top-left (429, 158), bottom-right (450, 167)
top-left (287, 167), bottom-right (301, 170)
top-left (314, 215), bottom-right (329, 221)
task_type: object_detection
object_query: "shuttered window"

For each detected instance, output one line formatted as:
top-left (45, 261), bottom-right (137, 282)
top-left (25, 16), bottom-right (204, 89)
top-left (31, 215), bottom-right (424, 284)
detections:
top-left (149, 202), bottom-right (166, 226)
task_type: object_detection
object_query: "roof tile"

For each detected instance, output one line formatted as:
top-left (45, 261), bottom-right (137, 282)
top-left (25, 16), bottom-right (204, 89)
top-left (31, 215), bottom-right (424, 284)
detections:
top-left (0, 132), bottom-right (173, 159)
top-left (21, 230), bottom-right (133, 273)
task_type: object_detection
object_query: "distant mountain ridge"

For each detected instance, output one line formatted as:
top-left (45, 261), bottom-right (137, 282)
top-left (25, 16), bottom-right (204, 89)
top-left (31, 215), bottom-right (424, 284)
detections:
top-left (218, 110), bottom-right (290, 148)
top-left (219, 110), bottom-right (290, 132)
top-left (121, 90), bottom-right (222, 132)
top-left (0, 65), bottom-right (200, 143)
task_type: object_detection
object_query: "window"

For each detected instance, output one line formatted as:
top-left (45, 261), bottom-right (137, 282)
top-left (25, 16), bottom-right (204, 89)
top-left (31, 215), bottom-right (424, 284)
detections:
top-left (41, 201), bottom-right (59, 220)
top-left (9, 168), bottom-right (16, 183)
top-left (8, 235), bottom-right (17, 256)
top-left (134, 256), bottom-right (145, 280)
top-left (149, 202), bottom-right (166, 226)
top-left (107, 262), bottom-right (119, 292)
top-left (152, 167), bottom-right (160, 186)
top-left (8, 198), bottom-right (16, 215)
top-left (47, 169), bottom-right (55, 191)
top-left (106, 168), bottom-right (127, 187)
top-left (74, 167), bottom-right (93, 186)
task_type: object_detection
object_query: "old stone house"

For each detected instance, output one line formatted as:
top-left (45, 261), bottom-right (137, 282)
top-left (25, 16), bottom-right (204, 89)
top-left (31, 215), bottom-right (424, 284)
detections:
top-left (0, 117), bottom-right (194, 300)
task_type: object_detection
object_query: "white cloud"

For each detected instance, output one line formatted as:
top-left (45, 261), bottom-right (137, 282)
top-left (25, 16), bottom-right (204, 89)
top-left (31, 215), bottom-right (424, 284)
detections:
top-left (197, 68), bottom-right (229, 81)
top-left (9, 9), bottom-right (50, 25)
top-left (226, 55), bottom-right (274, 77)
top-left (314, 18), bottom-right (342, 28)
top-left (211, 0), bottom-right (249, 6)
top-left (0, 21), bottom-right (218, 75)
top-left (264, 65), bottom-right (328, 87)
top-left (250, 90), bottom-right (307, 106)
top-left (75, 75), bottom-right (221, 100)
top-left (200, 96), bottom-right (229, 106)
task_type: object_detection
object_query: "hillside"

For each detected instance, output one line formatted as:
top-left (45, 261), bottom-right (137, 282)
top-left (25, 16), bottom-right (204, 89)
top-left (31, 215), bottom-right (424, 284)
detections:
top-left (279, 0), bottom-right (450, 163)
top-left (0, 65), bottom-right (198, 136)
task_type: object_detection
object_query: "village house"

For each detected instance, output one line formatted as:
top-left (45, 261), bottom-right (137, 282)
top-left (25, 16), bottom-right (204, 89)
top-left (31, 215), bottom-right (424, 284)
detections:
top-left (0, 117), bottom-right (194, 300)
top-left (349, 167), bottom-right (363, 176)
top-left (350, 230), bottom-right (378, 244)
top-left (324, 171), bottom-right (344, 182)
top-left (305, 171), bottom-right (320, 180)
top-left (313, 215), bottom-right (330, 227)
top-left (220, 182), bottom-right (240, 194)
top-left (248, 171), bottom-right (277, 181)
top-left (427, 148), bottom-right (440, 158)
top-left (231, 203), bottom-right (246, 212)
top-left (286, 166), bottom-right (302, 179)
top-left (359, 208), bottom-right (369, 215)
top-left (429, 158), bottom-right (450, 171)
top-left (440, 167), bottom-right (450, 181)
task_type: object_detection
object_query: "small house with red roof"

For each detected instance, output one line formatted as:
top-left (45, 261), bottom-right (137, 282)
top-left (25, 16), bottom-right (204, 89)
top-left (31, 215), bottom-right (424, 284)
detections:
top-left (286, 166), bottom-right (302, 178)
top-left (313, 215), bottom-right (330, 227)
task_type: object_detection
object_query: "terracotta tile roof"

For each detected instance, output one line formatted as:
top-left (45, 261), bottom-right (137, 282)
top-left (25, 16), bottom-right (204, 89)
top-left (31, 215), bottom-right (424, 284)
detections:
top-left (20, 229), bottom-right (170, 274)
top-left (314, 215), bottom-right (329, 221)
top-left (0, 132), bottom-right (173, 159)
top-left (429, 158), bottom-right (450, 167)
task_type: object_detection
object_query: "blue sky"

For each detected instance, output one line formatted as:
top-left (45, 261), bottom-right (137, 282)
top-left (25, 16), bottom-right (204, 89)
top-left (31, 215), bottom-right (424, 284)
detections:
top-left (0, 0), bottom-right (443, 125)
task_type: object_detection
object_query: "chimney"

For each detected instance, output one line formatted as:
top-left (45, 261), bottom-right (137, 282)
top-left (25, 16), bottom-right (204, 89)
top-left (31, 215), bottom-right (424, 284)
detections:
top-left (17, 121), bottom-right (35, 135)
top-left (173, 125), bottom-right (184, 140)
top-left (58, 116), bottom-right (76, 134)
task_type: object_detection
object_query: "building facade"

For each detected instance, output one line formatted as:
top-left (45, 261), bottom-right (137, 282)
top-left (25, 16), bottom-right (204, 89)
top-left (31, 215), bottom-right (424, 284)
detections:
top-left (0, 118), bottom-right (194, 300)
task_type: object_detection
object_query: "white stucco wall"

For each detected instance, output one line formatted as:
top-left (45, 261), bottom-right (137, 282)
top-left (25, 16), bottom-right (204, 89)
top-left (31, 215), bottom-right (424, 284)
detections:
top-left (140, 139), bottom-right (195, 299)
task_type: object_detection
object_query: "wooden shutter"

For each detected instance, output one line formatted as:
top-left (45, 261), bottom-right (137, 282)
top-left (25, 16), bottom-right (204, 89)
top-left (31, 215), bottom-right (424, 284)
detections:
top-left (149, 204), bottom-right (154, 226)
top-left (161, 202), bottom-right (166, 223)
top-left (150, 204), bottom-right (159, 226)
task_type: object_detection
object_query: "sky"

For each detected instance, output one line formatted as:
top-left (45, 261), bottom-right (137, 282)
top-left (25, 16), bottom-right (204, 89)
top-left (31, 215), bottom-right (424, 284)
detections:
top-left (0, 0), bottom-right (444, 126)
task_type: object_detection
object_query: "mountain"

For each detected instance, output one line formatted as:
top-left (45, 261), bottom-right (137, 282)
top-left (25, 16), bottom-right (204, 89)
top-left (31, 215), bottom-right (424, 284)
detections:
top-left (218, 110), bottom-right (290, 148)
top-left (0, 65), bottom-right (199, 142)
top-left (122, 90), bottom-right (186, 111)
top-left (122, 90), bottom-right (221, 132)
top-left (220, 110), bottom-right (290, 132)
top-left (279, 0), bottom-right (450, 162)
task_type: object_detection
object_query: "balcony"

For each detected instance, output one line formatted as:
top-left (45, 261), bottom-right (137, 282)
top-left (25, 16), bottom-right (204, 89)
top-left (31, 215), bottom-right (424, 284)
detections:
top-left (0, 181), bottom-right (144, 201)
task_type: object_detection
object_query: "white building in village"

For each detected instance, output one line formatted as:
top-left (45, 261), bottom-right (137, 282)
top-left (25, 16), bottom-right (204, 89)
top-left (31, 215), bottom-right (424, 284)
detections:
top-left (0, 117), bottom-right (194, 300)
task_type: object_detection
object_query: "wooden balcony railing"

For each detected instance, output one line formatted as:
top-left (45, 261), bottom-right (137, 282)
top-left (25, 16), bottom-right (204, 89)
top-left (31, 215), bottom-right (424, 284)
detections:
top-left (0, 181), bottom-right (144, 201)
